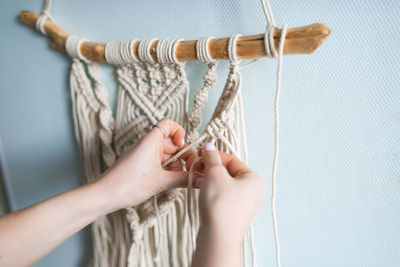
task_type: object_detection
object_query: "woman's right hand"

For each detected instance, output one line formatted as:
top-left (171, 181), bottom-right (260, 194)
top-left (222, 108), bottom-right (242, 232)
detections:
top-left (190, 142), bottom-right (264, 267)
top-left (198, 142), bottom-right (264, 241)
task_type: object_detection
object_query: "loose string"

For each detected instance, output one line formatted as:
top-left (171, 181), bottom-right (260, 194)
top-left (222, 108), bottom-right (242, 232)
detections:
top-left (260, 0), bottom-right (276, 27)
top-left (186, 157), bottom-right (203, 252)
top-left (36, 0), bottom-right (54, 35)
top-left (270, 25), bottom-right (287, 267)
top-left (258, 0), bottom-right (288, 265)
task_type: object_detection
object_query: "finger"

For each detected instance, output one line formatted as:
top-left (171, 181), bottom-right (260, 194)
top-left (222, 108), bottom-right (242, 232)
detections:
top-left (179, 146), bottom-right (199, 171)
top-left (202, 143), bottom-right (222, 169)
top-left (164, 158), bottom-right (183, 171)
top-left (224, 156), bottom-right (253, 177)
top-left (162, 138), bottom-right (180, 155)
top-left (199, 149), bottom-right (252, 177)
top-left (154, 118), bottom-right (185, 148)
top-left (162, 170), bottom-right (204, 189)
top-left (161, 153), bottom-right (173, 164)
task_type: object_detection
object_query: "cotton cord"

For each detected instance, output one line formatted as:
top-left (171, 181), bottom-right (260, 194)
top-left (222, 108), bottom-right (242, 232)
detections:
top-left (66, 36), bottom-right (88, 62)
top-left (162, 34), bottom-right (257, 267)
top-left (196, 37), bottom-right (216, 64)
top-left (138, 39), bottom-right (158, 64)
top-left (228, 34), bottom-right (241, 63)
top-left (36, 0), bottom-right (53, 34)
top-left (187, 37), bottom-right (218, 143)
top-left (270, 24), bottom-right (287, 267)
top-left (156, 39), bottom-right (184, 65)
top-left (260, 0), bottom-right (276, 27)
top-left (105, 40), bottom-right (139, 65)
top-left (187, 158), bottom-right (202, 252)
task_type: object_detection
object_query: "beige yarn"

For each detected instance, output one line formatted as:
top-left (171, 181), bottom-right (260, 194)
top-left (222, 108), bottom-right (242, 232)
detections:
top-left (64, 30), bottom-right (256, 266)
top-left (34, 0), bottom-right (292, 265)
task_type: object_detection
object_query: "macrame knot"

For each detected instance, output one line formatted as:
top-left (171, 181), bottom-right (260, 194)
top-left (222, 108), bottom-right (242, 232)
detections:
top-left (196, 37), bottom-right (216, 64)
top-left (186, 37), bottom-right (219, 143)
top-left (204, 115), bottom-right (233, 142)
top-left (186, 130), bottom-right (200, 144)
top-left (66, 36), bottom-right (89, 62)
top-left (204, 68), bottom-right (217, 86)
top-left (105, 40), bottom-right (139, 65)
top-left (156, 39), bottom-right (184, 65)
top-left (138, 39), bottom-right (159, 64)
top-left (126, 208), bottom-right (143, 241)
top-left (264, 24), bottom-right (278, 58)
top-left (36, 0), bottom-right (53, 35)
top-left (228, 34), bottom-right (241, 65)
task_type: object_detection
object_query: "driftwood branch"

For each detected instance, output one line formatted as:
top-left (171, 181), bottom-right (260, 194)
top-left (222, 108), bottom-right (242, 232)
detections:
top-left (20, 10), bottom-right (330, 62)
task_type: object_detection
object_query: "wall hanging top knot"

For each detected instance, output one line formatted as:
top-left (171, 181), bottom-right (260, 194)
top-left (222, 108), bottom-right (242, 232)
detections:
top-left (19, 10), bottom-right (330, 62)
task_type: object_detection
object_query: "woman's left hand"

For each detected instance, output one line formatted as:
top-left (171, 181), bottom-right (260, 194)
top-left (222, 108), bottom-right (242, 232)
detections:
top-left (98, 118), bottom-right (198, 211)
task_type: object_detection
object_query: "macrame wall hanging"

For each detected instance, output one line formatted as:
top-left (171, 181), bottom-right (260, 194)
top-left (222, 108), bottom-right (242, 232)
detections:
top-left (20, 0), bottom-right (329, 266)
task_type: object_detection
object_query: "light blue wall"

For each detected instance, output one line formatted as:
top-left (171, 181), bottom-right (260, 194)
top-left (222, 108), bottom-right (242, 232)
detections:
top-left (1, 0), bottom-right (399, 266)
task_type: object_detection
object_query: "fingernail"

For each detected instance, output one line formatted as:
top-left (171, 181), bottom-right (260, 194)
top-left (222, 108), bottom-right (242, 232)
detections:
top-left (204, 142), bottom-right (215, 151)
top-left (181, 138), bottom-right (185, 148)
top-left (194, 178), bottom-right (204, 188)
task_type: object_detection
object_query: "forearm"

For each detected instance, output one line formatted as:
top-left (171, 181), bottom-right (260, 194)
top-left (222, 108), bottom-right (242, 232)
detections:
top-left (0, 179), bottom-right (115, 267)
top-left (191, 224), bottom-right (241, 267)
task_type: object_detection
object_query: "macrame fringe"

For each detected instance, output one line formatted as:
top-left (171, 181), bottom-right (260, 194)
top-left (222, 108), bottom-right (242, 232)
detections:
top-left (67, 33), bottom-right (260, 267)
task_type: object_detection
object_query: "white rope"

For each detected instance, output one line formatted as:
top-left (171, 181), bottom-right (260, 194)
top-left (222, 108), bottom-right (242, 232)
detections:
top-left (156, 39), bottom-right (184, 65)
top-left (36, 0), bottom-right (53, 35)
top-left (65, 36), bottom-right (88, 62)
top-left (137, 39), bottom-right (156, 64)
top-left (270, 24), bottom-right (287, 267)
top-left (196, 37), bottom-right (216, 64)
top-left (187, 37), bottom-right (218, 143)
top-left (105, 40), bottom-right (139, 65)
top-left (260, 0), bottom-right (276, 27)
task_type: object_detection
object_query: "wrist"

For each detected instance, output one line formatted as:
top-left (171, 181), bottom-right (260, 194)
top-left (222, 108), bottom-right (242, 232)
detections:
top-left (88, 177), bottom-right (125, 216)
top-left (199, 221), bottom-right (243, 247)
top-left (193, 224), bottom-right (242, 267)
top-left (94, 169), bottom-right (145, 212)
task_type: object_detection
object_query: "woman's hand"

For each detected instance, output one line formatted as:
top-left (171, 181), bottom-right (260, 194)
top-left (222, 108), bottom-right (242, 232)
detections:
top-left (0, 118), bottom-right (196, 267)
top-left (98, 118), bottom-right (197, 211)
top-left (191, 143), bottom-right (264, 267)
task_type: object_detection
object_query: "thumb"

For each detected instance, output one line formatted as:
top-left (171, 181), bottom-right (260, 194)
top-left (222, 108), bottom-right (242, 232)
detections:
top-left (202, 142), bottom-right (222, 169)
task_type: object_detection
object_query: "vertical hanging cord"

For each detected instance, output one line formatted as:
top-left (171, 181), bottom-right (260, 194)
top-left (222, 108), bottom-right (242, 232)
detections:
top-left (260, 0), bottom-right (276, 27)
top-left (258, 0), bottom-right (288, 266)
top-left (271, 25), bottom-right (287, 267)
top-left (36, 0), bottom-right (54, 35)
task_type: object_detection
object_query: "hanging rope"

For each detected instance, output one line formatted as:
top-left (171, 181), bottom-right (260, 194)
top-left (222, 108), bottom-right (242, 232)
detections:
top-left (36, 0), bottom-right (53, 35)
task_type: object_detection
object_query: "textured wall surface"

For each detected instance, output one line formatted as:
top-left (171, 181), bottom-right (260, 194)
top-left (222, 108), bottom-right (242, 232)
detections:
top-left (0, 0), bottom-right (399, 266)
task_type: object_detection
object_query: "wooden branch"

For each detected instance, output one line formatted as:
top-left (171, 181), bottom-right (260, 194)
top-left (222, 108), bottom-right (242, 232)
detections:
top-left (19, 10), bottom-right (330, 62)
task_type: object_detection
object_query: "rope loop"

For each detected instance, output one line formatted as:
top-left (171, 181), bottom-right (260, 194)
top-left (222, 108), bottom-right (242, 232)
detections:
top-left (196, 37), bottom-right (216, 64)
top-left (36, 0), bottom-right (54, 35)
top-left (264, 24), bottom-right (278, 58)
top-left (105, 40), bottom-right (139, 65)
top-left (138, 39), bottom-right (158, 64)
top-left (170, 39), bottom-right (183, 65)
top-left (65, 36), bottom-right (89, 62)
top-left (156, 39), bottom-right (183, 65)
top-left (228, 34), bottom-right (242, 64)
